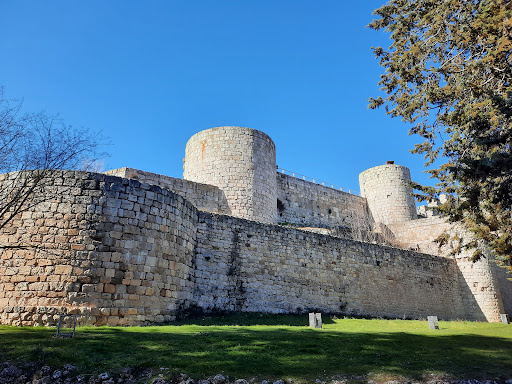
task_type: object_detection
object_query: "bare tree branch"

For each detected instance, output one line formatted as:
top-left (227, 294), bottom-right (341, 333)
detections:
top-left (0, 90), bottom-right (107, 250)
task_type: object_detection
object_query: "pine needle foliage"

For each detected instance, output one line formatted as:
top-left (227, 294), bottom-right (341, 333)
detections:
top-left (368, 0), bottom-right (512, 270)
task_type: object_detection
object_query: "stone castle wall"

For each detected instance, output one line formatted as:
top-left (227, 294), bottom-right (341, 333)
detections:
top-left (105, 169), bottom-right (371, 232)
top-left (192, 212), bottom-right (469, 320)
top-left (183, 127), bottom-right (277, 224)
top-left (276, 172), bottom-right (369, 230)
top-left (388, 216), bottom-right (453, 256)
top-left (0, 126), bottom-right (510, 326)
top-left (0, 169), bottom-right (509, 325)
top-left (388, 217), bottom-right (507, 322)
top-left (455, 255), bottom-right (505, 322)
top-left (105, 167), bottom-right (230, 215)
top-left (494, 262), bottom-right (512, 316)
top-left (0, 171), bottom-right (197, 326)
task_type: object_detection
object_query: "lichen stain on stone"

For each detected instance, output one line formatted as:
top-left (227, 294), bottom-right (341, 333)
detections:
top-left (200, 140), bottom-right (207, 162)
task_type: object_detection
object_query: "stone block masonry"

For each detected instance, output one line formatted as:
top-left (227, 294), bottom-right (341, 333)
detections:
top-left (0, 171), bottom-right (197, 326)
top-left (0, 126), bottom-right (510, 326)
top-left (276, 172), bottom-right (368, 230)
top-left (359, 164), bottom-right (417, 225)
top-left (105, 167), bottom-right (230, 215)
top-left (389, 217), bottom-right (509, 322)
top-left (193, 212), bottom-right (467, 320)
top-left (183, 127), bottom-right (277, 224)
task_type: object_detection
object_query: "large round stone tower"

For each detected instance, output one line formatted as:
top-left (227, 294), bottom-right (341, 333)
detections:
top-left (359, 162), bottom-right (417, 225)
top-left (183, 126), bottom-right (277, 224)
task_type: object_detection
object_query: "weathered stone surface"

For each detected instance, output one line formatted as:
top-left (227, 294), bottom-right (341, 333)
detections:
top-left (0, 171), bottom-right (197, 326)
top-left (192, 212), bottom-right (480, 320)
top-left (389, 216), bottom-right (507, 322)
top-left (309, 313), bottom-right (322, 328)
top-left (276, 172), bottom-right (367, 230)
top-left (309, 313), bottom-right (316, 328)
top-left (105, 167), bottom-right (230, 216)
top-left (183, 126), bottom-right (277, 224)
top-left (0, 127), bottom-right (510, 326)
top-left (427, 316), bottom-right (439, 330)
top-left (359, 163), bottom-right (417, 225)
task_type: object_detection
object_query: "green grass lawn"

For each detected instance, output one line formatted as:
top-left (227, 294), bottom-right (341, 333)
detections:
top-left (1, 314), bottom-right (511, 382)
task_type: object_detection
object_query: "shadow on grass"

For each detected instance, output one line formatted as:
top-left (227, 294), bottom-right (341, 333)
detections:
top-left (174, 312), bottom-right (336, 327)
top-left (1, 326), bottom-right (511, 381)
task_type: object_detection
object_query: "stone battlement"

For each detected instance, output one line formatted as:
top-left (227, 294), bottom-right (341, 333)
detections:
top-left (0, 127), bottom-right (510, 326)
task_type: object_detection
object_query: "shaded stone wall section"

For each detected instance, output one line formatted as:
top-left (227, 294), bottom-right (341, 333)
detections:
top-left (455, 254), bottom-right (505, 322)
top-left (388, 217), bottom-right (508, 322)
top-left (493, 262), bottom-right (512, 316)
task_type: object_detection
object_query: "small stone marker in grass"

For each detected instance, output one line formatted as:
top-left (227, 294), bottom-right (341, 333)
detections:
top-left (315, 312), bottom-right (322, 328)
top-left (501, 314), bottom-right (510, 324)
top-left (309, 313), bottom-right (316, 328)
top-left (309, 312), bottom-right (322, 328)
top-left (427, 316), bottom-right (439, 330)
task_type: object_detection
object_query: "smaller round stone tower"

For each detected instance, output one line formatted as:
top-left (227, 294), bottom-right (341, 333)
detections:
top-left (183, 126), bottom-right (277, 224)
top-left (359, 162), bottom-right (417, 225)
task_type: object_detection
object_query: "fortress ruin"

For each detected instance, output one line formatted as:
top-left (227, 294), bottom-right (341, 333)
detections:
top-left (0, 126), bottom-right (511, 326)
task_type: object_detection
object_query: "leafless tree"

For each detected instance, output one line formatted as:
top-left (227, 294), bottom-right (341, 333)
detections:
top-left (0, 89), bottom-right (106, 245)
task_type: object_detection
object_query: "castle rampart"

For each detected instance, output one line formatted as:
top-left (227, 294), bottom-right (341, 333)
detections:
top-left (388, 217), bottom-right (508, 322)
top-left (193, 211), bottom-right (469, 320)
top-left (0, 126), bottom-right (510, 326)
top-left (0, 171), bottom-right (197, 326)
top-left (276, 172), bottom-right (368, 230)
top-left (105, 167), bottom-right (230, 215)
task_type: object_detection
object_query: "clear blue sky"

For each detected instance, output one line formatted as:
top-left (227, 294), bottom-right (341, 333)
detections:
top-left (1, 1), bottom-right (432, 193)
